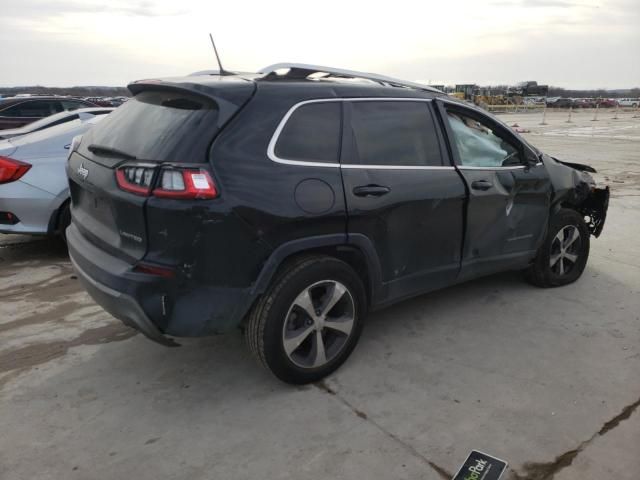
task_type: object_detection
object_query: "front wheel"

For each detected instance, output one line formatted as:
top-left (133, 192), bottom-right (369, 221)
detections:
top-left (245, 256), bottom-right (366, 384)
top-left (525, 208), bottom-right (590, 287)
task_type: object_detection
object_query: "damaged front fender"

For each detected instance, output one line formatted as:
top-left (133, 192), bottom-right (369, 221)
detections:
top-left (544, 155), bottom-right (610, 238)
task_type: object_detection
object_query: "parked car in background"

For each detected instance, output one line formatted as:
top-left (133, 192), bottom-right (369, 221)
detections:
top-left (105, 96), bottom-right (129, 107)
top-left (83, 97), bottom-right (114, 107)
top-left (66, 64), bottom-right (609, 384)
top-left (596, 98), bottom-right (618, 108)
top-left (546, 97), bottom-right (574, 108)
top-left (522, 96), bottom-right (546, 105)
top-left (0, 114), bottom-right (107, 239)
top-left (617, 98), bottom-right (639, 108)
top-left (573, 98), bottom-right (596, 108)
top-left (0, 97), bottom-right (97, 130)
top-left (0, 108), bottom-right (113, 140)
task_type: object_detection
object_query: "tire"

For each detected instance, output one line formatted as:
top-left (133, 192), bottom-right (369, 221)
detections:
top-left (525, 208), bottom-right (590, 287)
top-left (57, 201), bottom-right (71, 244)
top-left (245, 255), bottom-right (367, 384)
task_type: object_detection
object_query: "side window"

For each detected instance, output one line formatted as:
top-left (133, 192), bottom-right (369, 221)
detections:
top-left (0, 104), bottom-right (22, 117)
top-left (61, 100), bottom-right (87, 111)
top-left (274, 102), bottom-right (341, 163)
top-left (51, 101), bottom-right (64, 113)
top-left (349, 101), bottom-right (442, 166)
top-left (445, 110), bottom-right (520, 167)
top-left (9, 100), bottom-right (57, 117)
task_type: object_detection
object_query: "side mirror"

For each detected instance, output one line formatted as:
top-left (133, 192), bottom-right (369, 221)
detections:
top-left (524, 151), bottom-right (539, 167)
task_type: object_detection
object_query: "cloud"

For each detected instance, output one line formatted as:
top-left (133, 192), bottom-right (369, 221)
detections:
top-left (2, 0), bottom-right (187, 18)
top-left (488, 0), bottom-right (593, 7)
top-left (0, 0), bottom-right (637, 88)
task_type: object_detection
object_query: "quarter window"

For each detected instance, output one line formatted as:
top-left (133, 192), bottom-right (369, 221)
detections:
top-left (275, 102), bottom-right (341, 163)
top-left (349, 101), bottom-right (443, 167)
top-left (445, 110), bottom-right (520, 167)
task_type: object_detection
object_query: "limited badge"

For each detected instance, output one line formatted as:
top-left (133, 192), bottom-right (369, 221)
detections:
top-left (452, 450), bottom-right (507, 480)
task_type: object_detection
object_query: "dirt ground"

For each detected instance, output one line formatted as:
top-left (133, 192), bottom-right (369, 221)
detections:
top-left (0, 110), bottom-right (638, 480)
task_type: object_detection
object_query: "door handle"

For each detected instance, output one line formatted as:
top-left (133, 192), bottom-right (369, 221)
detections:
top-left (471, 180), bottom-right (493, 191)
top-left (353, 185), bottom-right (391, 197)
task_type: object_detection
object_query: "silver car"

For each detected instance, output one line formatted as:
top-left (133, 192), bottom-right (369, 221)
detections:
top-left (0, 107), bottom-right (113, 140)
top-left (0, 114), bottom-right (107, 238)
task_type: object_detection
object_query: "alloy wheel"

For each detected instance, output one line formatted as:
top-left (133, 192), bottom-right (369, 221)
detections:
top-left (549, 225), bottom-right (582, 276)
top-left (282, 280), bottom-right (355, 369)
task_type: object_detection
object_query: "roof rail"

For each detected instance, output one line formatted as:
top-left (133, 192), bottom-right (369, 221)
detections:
top-left (258, 63), bottom-right (443, 94)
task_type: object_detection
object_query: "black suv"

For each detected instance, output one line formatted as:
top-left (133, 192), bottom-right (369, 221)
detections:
top-left (66, 64), bottom-right (609, 384)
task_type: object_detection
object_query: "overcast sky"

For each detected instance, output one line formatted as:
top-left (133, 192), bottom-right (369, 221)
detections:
top-left (1, 0), bottom-right (638, 89)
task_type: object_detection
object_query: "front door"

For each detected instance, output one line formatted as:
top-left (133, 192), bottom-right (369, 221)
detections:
top-left (436, 100), bottom-right (552, 280)
top-left (341, 99), bottom-right (467, 304)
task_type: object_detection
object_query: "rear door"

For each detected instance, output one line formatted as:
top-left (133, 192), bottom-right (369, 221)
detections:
top-left (67, 87), bottom-right (249, 263)
top-left (436, 100), bottom-right (552, 279)
top-left (341, 99), bottom-right (466, 303)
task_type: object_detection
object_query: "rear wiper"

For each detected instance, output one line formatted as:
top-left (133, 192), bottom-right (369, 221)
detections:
top-left (87, 144), bottom-right (137, 160)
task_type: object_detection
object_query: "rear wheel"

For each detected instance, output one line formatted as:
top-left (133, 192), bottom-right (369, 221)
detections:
top-left (525, 209), bottom-right (590, 287)
top-left (246, 256), bottom-right (366, 384)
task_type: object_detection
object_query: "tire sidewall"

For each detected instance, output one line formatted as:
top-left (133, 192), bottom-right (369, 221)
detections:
top-left (261, 258), bottom-right (366, 384)
top-left (539, 209), bottom-right (590, 286)
top-left (58, 201), bottom-right (71, 244)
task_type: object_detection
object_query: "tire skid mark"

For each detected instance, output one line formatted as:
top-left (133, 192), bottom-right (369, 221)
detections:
top-left (0, 323), bottom-right (137, 376)
top-left (0, 300), bottom-right (84, 334)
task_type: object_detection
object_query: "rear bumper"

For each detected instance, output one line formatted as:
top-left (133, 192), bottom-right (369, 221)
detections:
top-left (0, 180), bottom-right (58, 235)
top-left (67, 223), bottom-right (254, 343)
top-left (70, 253), bottom-right (178, 346)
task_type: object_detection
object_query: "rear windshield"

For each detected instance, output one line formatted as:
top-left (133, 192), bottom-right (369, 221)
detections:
top-left (85, 90), bottom-right (219, 163)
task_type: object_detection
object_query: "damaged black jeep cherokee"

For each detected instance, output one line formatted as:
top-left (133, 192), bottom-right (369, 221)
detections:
top-left (66, 64), bottom-right (609, 384)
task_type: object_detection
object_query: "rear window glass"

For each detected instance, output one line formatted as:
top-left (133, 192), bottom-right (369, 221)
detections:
top-left (349, 101), bottom-right (443, 167)
top-left (275, 102), bottom-right (341, 163)
top-left (85, 90), bottom-right (219, 162)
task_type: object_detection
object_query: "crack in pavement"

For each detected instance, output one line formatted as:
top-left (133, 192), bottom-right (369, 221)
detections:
top-left (510, 396), bottom-right (640, 480)
top-left (313, 382), bottom-right (640, 480)
top-left (314, 381), bottom-right (453, 480)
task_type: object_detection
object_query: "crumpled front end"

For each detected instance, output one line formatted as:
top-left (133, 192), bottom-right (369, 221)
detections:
top-left (544, 155), bottom-right (609, 238)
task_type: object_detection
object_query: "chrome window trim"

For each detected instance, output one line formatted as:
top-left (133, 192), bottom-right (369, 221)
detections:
top-left (342, 164), bottom-right (455, 171)
top-left (457, 162), bottom-right (544, 171)
top-left (267, 97), bottom-right (448, 170)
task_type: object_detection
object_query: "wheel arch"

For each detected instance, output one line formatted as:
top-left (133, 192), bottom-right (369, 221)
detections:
top-left (250, 234), bottom-right (383, 309)
top-left (46, 195), bottom-right (70, 236)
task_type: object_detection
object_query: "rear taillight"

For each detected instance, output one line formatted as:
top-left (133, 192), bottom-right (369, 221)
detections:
top-left (0, 211), bottom-right (20, 225)
top-left (115, 165), bottom-right (218, 199)
top-left (115, 165), bottom-right (155, 196)
top-left (0, 156), bottom-right (31, 184)
top-left (153, 168), bottom-right (218, 199)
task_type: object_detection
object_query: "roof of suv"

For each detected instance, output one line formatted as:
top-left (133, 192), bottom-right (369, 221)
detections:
top-left (129, 64), bottom-right (447, 103)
